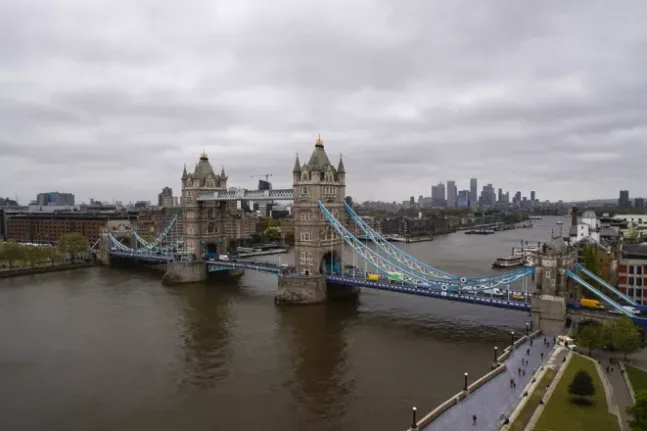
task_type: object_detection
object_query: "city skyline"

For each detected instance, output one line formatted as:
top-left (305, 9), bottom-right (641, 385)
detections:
top-left (1, 1), bottom-right (647, 204)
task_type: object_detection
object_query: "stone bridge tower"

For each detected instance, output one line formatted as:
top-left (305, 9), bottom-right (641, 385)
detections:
top-left (180, 151), bottom-right (230, 258)
top-left (531, 238), bottom-right (577, 333)
top-left (276, 135), bottom-right (346, 304)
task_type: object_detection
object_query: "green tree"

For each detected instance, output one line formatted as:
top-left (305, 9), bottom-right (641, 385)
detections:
top-left (608, 316), bottom-right (641, 359)
top-left (44, 246), bottom-right (63, 265)
top-left (264, 217), bottom-right (280, 230)
top-left (22, 246), bottom-right (46, 268)
top-left (568, 369), bottom-right (595, 401)
top-left (0, 240), bottom-right (24, 270)
top-left (576, 323), bottom-right (605, 356)
top-left (57, 233), bottom-right (88, 262)
top-left (627, 389), bottom-right (647, 431)
top-left (263, 227), bottom-right (282, 242)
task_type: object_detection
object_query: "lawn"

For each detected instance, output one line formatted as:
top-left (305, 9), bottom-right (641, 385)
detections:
top-left (509, 369), bottom-right (556, 431)
top-left (533, 354), bottom-right (620, 431)
top-left (625, 364), bottom-right (647, 393)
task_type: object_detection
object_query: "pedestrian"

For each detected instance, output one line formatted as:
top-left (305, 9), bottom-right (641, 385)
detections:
top-left (522, 369), bottom-right (526, 376)
top-left (541, 352), bottom-right (544, 360)
top-left (530, 339), bottom-right (533, 347)
top-left (510, 378), bottom-right (514, 388)
top-left (606, 366), bottom-right (610, 373)
top-left (527, 348), bottom-right (530, 356)
top-left (473, 414), bottom-right (477, 426)
top-left (518, 367), bottom-right (521, 376)
top-left (611, 367), bottom-right (614, 373)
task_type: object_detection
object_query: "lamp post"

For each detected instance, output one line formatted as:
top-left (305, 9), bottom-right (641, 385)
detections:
top-left (494, 346), bottom-right (498, 362)
top-left (411, 406), bottom-right (417, 430)
top-left (526, 322), bottom-right (530, 336)
top-left (464, 372), bottom-right (469, 391)
top-left (511, 331), bottom-right (515, 349)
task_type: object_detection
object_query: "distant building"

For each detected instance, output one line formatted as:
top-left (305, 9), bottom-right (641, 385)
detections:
top-left (470, 178), bottom-right (478, 207)
top-left (37, 192), bottom-right (74, 206)
top-left (431, 182), bottom-right (446, 207)
top-left (457, 190), bottom-right (470, 208)
top-left (479, 184), bottom-right (496, 207)
top-left (568, 210), bottom-right (600, 243)
top-left (530, 191), bottom-right (536, 202)
top-left (635, 198), bottom-right (645, 209)
top-left (497, 188), bottom-right (503, 204)
top-left (157, 187), bottom-right (174, 207)
top-left (446, 181), bottom-right (457, 208)
top-left (619, 190), bottom-right (630, 208)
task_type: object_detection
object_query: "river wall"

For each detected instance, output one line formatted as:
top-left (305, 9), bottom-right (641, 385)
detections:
top-left (0, 262), bottom-right (97, 279)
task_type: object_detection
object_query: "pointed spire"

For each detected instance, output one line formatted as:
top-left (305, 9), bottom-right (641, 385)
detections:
top-left (220, 165), bottom-right (227, 178)
top-left (293, 153), bottom-right (301, 173)
top-left (181, 163), bottom-right (188, 180)
top-left (315, 133), bottom-right (324, 148)
top-left (337, 153), bottom-right (345, 174)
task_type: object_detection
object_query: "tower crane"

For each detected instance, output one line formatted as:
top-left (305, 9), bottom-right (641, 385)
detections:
top-left (250, 173), bottom-right (273, 182)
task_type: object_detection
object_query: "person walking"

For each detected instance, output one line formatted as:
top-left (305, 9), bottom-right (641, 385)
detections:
top-left (472, 414), bottom-right (477, 426)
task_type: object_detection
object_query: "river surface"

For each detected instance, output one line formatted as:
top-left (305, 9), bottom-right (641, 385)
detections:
top-left (0, 217), bottom-right (564, 431)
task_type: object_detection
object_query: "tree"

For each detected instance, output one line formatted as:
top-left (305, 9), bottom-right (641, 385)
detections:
top-left (627, 389), bottom-right (647, 431)
top-left (264, 217), bottom-right (280, 230)
top-left (344, 196), bottom-right (354, 208)
top-left (57, 233), bottom-right (88, 262)
top-left (263, 227), bottom-right (282, 242)
top-left (577, 324), bottom-right (604, 356)
top-left (568, 369), bottom-right (595, 402)
top-left (44, 246), bottom-right (63, 265)
top-left (0, 240), bottom-right (24, 270)
top-left (608, 316), bottom-right (641, 359)
top-left (22, 246), bottom-right (46, 268)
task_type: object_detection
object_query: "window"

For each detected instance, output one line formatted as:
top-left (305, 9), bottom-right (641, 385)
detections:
top-left (638, 278), bottom-right (643, 287)
top-left (299, 250), bottom-right (313, 266)
top-left (629, 277), bottom-right (635, 286)
top-left (630, 266), bottom-right (635, 274)
top-left (638, 266), bottom-right (643, 275)
top-left (629, 288), bottom-right (635, 297)
top-left (637, 286), bottom-right (643, 295)
top-left (300, 232), bottom-right (312, 241)
top-left (301, 186), bottom-right (309, 194)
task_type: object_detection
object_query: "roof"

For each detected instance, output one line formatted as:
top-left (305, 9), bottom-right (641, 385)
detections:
top-left (622, 244), bottom-right (647, 259)
top-left (582, 210), bottom-right (597, 219)
top-left (600, 227), bottom-right (620, 237)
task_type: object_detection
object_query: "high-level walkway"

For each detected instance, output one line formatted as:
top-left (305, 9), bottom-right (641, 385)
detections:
top-left (423, 336), bottom-right (554, 431)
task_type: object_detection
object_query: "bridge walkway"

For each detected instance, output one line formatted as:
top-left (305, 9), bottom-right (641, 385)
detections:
top-left (423, 336), bottom-right (553, 431)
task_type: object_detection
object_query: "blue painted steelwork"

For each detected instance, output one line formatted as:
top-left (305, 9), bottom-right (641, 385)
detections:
top-left (131, 208), bottom-right (183, 251)
top-left (574, 263), bottom-right (639, 307)
top-left (197, 188), bottom-right (294, 201)
top-left (109, 249), bottom-right (173, 262)
top-left (319, 201), bottom-right (533, 292)
top-left (343, 201), bottom-right (533, 285)
top-left (209, 259), bottom-right (529, 311)
top-left (566, 269), bottom-right (647, 327)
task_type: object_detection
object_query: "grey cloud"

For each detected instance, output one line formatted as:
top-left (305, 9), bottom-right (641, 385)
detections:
top-left (1, 0), bottom-right (647, 204)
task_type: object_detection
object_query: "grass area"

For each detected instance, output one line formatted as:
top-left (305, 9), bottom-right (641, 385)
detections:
top-left (533, 354), bottom-right (620, 431)
top-left (625, 364), bottom-right (647, 393)
top-left (509, 369), bottom-right (556, 431)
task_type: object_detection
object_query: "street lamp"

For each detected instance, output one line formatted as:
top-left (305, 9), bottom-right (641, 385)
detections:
top-left (494, 346), bottom-right (498, 362)
top-left (464, 372), bottom-right (469, 391)
top-left (526, 322), bottom-right (530, 336)
top-left (511, 331), bottom-right (515, 349)
top-left (411, 406), bottom-right (417, 430)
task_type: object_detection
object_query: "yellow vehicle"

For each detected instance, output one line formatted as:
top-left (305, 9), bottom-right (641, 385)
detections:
top-left (579, 298), bottom-right (605, 310)
top-left (366, 273), bottom-right (379, 281)
top-left (512, 293), bottom-right (525, 300)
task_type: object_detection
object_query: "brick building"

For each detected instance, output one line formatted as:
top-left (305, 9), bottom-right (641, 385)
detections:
top-left (6, 213), bottom-right (135, 244)
top-left (617, 244), bottom-right (647, 304)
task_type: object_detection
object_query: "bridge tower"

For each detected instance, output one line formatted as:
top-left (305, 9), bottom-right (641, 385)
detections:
top-left (180, 150), bottom-right (230, 258)
top-left (531, 238), bottom-right (577, 333)
top-left (276, 135), bottom-right (346, 304)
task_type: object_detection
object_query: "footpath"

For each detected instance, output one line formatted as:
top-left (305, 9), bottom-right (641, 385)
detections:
top-left (421, 335), bottom-right (553, 431)
top-left (0, 262), bottom-right (96, 279)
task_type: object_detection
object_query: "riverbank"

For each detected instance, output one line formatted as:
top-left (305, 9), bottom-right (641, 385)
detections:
top-left (0, 262), bottom-right (97, 279)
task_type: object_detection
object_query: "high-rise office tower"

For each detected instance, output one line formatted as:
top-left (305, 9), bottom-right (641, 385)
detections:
top-left (446, 180), bottom-right (457, 208)
top-left (619, 190), bottom-right (630, 208)
top-left (470, 178), bottom-right (478, 207)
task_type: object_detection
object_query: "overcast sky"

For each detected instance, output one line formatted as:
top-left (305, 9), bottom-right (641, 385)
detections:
top-left (1, 0), bottom-right (646, 205)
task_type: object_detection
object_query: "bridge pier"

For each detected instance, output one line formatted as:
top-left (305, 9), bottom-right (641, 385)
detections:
top-left (531, 295), bottom-right (567, 334)
top-left (276, 275), bottom-right (327, 304)
top-left (162, 261), bottom-right (207, 285)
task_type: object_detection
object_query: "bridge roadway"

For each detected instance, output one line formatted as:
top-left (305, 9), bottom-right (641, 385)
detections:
top-left (423, 336), bottom-right (555, 431)
top-left (206, 259), bottom-right (531, 311)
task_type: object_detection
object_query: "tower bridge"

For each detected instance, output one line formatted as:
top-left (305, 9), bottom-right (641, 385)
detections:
top-left (96, 135), bottom-right (647, 330)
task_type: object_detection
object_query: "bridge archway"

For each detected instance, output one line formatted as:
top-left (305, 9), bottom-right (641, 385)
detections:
top-left (320, 250), bottom-right (342, 276)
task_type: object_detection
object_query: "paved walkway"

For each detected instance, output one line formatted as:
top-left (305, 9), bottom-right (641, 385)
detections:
top-left (423, 337), bottom-right (554, 431)
top-left (595, 352), bottom-right (633, 431)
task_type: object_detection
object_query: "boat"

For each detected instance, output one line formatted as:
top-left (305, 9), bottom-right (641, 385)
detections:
top-left (529, 215), bottom-right (542, 220)
top-left (492, 255), bottom-right (527, 268)
top-left (556, 220), bottom-right (563, 225)
top-left (465, 229), bottom-right (495, 235)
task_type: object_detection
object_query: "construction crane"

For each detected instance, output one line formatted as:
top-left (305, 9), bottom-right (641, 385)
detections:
top-left (250, 173), bottom-right (273, 182)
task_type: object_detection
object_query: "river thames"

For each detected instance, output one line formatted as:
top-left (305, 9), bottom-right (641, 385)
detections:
top-left (0, 217), bottom-right (564, 430)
